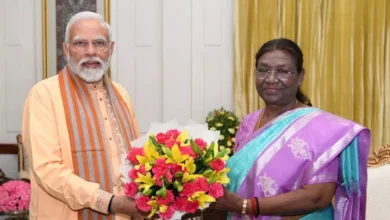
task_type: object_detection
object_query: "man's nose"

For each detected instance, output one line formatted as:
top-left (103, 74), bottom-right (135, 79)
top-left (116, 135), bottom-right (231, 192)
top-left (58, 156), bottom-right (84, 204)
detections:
top-left (85, 43), bottom-right (97, 56)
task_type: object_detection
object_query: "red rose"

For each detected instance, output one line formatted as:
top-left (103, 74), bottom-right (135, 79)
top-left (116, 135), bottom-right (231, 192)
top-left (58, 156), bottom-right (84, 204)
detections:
top-left (210, 158), bottom-right (225, 171)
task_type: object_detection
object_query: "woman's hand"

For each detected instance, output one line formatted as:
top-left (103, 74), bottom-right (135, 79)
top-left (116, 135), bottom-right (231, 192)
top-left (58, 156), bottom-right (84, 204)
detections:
top-left (210, 187), bottom-right (244, 214)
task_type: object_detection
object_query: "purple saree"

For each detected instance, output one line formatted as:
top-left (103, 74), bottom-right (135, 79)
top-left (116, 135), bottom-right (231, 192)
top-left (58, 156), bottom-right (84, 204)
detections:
top-left (226, 108), bottom-right (370, 220)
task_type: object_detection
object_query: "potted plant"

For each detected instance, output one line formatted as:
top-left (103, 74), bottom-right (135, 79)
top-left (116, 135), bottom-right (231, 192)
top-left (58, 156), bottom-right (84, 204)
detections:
top-left (205, 107), bottom-right (240, 156)
top-left (0, 180), bottom-right (30, 220)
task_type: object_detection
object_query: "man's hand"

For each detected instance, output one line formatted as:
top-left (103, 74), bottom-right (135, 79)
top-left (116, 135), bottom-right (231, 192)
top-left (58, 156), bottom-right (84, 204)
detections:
top-left (110, 195), bottom-right (151, 219)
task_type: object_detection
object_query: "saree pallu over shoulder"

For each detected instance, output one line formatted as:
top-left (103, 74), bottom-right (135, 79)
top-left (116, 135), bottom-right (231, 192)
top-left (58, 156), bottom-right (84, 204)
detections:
top-left (226, 108), bottom-right (370, 220)
top-left (227, 107), bottom-right (321, 193)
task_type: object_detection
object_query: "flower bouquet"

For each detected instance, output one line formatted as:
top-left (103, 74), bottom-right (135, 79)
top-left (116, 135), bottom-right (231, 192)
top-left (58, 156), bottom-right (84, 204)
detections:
top-left (120, 120), bottom-right (231, 219)
top-left (0, 180), bottom-right (30, 219)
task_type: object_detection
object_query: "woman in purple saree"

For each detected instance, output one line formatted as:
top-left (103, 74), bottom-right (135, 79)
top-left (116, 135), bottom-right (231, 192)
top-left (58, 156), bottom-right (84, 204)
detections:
top-left (210, 38), bottom-right (370, 220)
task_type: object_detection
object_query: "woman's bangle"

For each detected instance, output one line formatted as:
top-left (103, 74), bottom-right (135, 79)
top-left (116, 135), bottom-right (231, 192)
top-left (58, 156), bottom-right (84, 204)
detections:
top-left (251, 198), bottom-right (257, 216)
top-left (241, 199), bottom-right (248, 216)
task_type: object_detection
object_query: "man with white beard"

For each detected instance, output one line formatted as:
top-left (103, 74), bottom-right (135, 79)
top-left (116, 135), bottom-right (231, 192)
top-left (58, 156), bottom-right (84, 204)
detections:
top-left (22, 11), bottom-right (148, 220)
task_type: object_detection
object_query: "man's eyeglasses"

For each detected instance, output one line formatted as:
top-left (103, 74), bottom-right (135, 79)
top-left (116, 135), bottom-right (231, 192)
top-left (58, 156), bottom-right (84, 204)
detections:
top-left (69, 39), bottom-right (110, 51)
top-left (254, 68), bottom-right (296, 79)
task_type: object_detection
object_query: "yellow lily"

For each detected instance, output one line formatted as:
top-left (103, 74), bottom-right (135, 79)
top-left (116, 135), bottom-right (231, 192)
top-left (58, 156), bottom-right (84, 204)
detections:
top-left (176, 130), bottom-right (189, 145)
top-left (188, 191), bottom-right (216, 208)
top-left (165, 144), bottom-right (189, 164)
top-left (182, 172), bottom-right (203, 183)
top-left (136, 138), bottom-right (162, 170)
top-left (207, 168), bottom-right (231, 184)
top-left (185, 156), bottom-right (196, 174)
top-left (135, 172), bottom-right (155, 191)
top-left (159, 204), bottom-right (168, 213)
top-left (147, 198), bottom-right (159, 218)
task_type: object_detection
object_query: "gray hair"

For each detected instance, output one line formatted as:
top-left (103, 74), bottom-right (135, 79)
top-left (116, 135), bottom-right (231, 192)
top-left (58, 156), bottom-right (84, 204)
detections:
top-left (64, 11), bottom-right (111, 43)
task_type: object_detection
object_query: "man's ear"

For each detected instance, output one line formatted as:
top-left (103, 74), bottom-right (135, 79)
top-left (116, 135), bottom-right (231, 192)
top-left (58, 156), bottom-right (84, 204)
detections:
top-left (63, 42), bottom-right (69, 57)
top-left (109, 41), bottom-right (115, 56)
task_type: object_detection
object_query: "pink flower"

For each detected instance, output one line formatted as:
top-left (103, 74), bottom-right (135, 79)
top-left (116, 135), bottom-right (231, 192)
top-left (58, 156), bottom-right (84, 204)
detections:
top-left (180, 182), bottom-right (195, 197)
top-left (136, 196), bottom-right (152, 212)
top-left (185, 200), bottom-right (199, 213)
top-left (157, 190), bottom-right (174, 205)
top-left (179, 146), bottom-right (196, 158)
top-left (172, 197), bottom-right (188, 211)
top-left (127, 148), bottom-right (145, 164)
top-left (210, 158), bottom-right (225, 171)
top-left (155, 171), bottom-right (173, 187)
top-left (124, 182), bottom-right (138, 198)
top-left (193, 177), bottom-right (208, 192)
top-left (172, 163), bottom-right (186, 176)
top-left (166, 129), bottom-right (180, 140)
top-left (195, 138), bottom-right (207, 150)
top-left (0, 180), bottom-right (30, 212)
top-left (156, 133), bottom-right (167, 144)
top-left (129, 165), bottom-right (146, 180)
top-left (159, 205), bottom-right (175, 219)
top-left (152, 158), bottom-right (172, 175)
top-left (165, 139), bottom-right (176, 148)
top-left (208, 183), bottom-right (223, 198)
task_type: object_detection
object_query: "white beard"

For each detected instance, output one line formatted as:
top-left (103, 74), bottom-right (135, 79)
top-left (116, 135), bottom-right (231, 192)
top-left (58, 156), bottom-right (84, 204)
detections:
top-left (67, 55), bottom-right (111, 83)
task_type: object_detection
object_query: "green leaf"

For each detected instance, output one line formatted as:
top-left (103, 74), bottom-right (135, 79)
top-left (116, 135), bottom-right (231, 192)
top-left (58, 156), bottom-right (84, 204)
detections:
top-left (174, 180), bottom-right (183, 191)
top-left (177, 185), bottom-right (183, 192)
top-left (190, 139), bottom-right (201, 155)
top-left (203, 142), bottom-right (214, 159)
top-left (162, 181), bottom-right (167, 199)
top-left (202, 169), bottom-right (213, 177)
top-left (150, 136), bottom-right (164, 155)
top-left (143, 188), bottom-right (153, 196)
top-left (214, 149), bottom-right (228, 160)
top-left (175, 172), bottom-right (183, 178)
top-left (163, 146), bottom-right (173, 157)
top-left (156, 188), bottom-right (163, 196)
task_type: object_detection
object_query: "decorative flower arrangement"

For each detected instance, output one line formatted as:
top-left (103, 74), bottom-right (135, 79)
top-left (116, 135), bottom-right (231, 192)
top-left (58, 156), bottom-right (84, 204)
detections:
top-left (206, 107), bottom-right (240, 155)
top-left (122, 127), bottom-right (230, 219)
top-left (0, 180), bottom-right (30, 213)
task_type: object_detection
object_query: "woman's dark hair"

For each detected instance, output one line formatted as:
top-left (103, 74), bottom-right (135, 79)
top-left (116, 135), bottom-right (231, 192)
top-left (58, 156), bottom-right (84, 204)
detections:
top-left (255, 38), bottom-right (312, 106)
